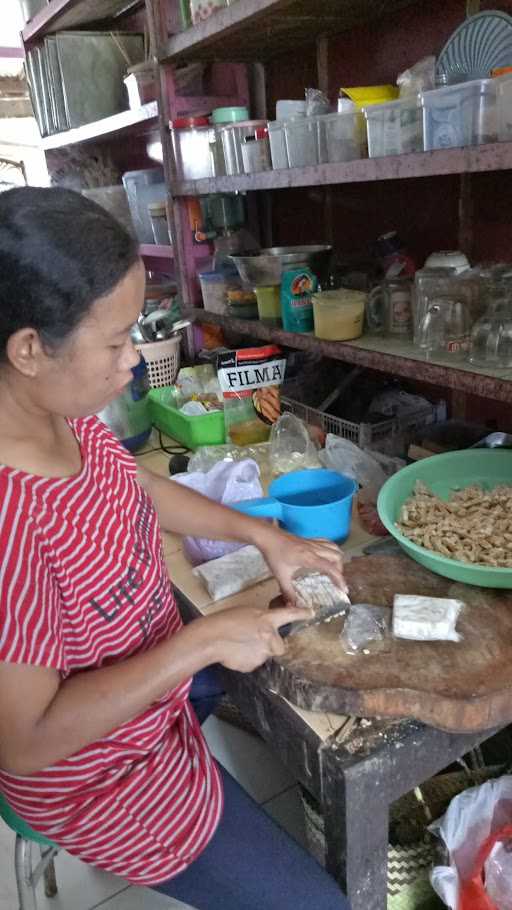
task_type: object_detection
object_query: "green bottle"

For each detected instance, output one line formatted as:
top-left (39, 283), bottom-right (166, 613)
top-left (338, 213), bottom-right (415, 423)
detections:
top-left (280, 267), bottom-right (318, 333)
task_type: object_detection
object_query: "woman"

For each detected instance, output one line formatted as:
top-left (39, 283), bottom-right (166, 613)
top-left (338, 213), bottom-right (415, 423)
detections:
top-left (0, 187), bottom-right (350, 909)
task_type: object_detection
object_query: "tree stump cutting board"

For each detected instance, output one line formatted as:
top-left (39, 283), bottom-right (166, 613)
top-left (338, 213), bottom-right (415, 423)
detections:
top-left (264, 554), bottom-right (512, 733)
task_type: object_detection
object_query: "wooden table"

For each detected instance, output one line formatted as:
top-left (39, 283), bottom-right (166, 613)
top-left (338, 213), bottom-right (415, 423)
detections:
top-left (138, 443), bottom-right (505, 910)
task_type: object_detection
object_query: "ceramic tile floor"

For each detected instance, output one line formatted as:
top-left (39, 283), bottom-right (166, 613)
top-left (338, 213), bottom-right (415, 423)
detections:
top-left (0, 717), bottom-right (307, 910)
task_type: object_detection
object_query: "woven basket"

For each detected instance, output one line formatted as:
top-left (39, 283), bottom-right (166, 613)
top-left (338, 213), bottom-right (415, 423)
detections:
top-left (300, 762), bottom-right (504, 910)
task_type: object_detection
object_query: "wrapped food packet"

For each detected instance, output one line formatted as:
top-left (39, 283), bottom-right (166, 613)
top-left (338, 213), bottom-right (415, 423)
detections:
top-left (341, 604), bottom-right (390, 653)
top-left (217, 345), bottom-right (286, 446)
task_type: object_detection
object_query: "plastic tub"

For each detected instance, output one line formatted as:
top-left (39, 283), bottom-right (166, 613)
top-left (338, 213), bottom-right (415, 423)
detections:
top-left (241, 128), bottom-right (271, 173)
top-left (364, 97), bottom-right (423, 157)
top-left (284, 116), bottom-right (320, 168)
top-left (421, 79), bottom-right (497, 150)
top-left (171, 116), bottom-right (213, 181)
top-left (268, 120), bottom-right (289, 169)
top-left (220, 119), bottom-right (267, 176)
top-left (148, 201), bottom-right (169, 245)
top-left (496, 73), bottom-right (512, 141)
top-left (321, 111), bottom-right (366, 163)
top-left (122, 168), bottom-right (165, 244)
top-left (198, 271), bottom-right (241, 314)
top-left (149, 388), bottom-right (225, 449)
top-left (312, 289), bottom-right (366, 340)
top-left (276, 99), bottom-right (307, 120)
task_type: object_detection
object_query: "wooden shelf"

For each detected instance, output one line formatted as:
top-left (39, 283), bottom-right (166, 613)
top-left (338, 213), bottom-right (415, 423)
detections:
top-left (170, 142), bottom-right (512, 196)
top-left (187, 308), bottom-right (512, 404)
top-left (41, 102), bottom-right (158, 150)
top-left (159, 0), bottom-right (418, 63)
top-left (139, 243), bottom-right (173, 258)
top-left (22, 0), bottom-right (143, 45)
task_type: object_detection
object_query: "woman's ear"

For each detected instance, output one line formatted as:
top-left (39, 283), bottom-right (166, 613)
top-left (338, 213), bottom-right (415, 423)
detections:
top-left (5, 329), bottom-right (48, 378)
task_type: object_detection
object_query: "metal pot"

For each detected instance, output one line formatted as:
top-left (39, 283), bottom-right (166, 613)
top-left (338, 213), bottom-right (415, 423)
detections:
top-left (96, 359), bottom-right (152, 452)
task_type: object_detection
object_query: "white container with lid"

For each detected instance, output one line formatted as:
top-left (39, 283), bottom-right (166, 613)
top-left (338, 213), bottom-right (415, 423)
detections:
top-left (320, 111), bottom-right (366, 163)
top-left (284, 116), bottom-right (320, 168)
top-left (364, 97), bottom-right (423, 157)
top-left (421, 79), bottom-right (498, 151)
top-left (276, 99), bottom-right (307, 120)
top-left (170, 116), bottom-right (214, 182)
top-left (220, 119), bottom-right (267, 176)
top-left (496, 73), bottom-right (512, 141)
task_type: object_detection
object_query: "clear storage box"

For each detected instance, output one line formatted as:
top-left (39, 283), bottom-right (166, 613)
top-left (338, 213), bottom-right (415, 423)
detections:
top-left (198, 271), bottom-right (242, 314)
top-left (268, 120), bottom-right (289, 169)
top-left (122, 168), bottom-right (165, 244)
top-left (364, 98), bottom-right (423, 157)
top-left (321, 111), bottom-right (366, 163)
top-left (421, 79), bottom-right (497, 151)
top-left (171, 116), bottom-right (214, 182)
top-left (497, 73), bottom-right (512, 141)
top-left (220, 120), bottom-right (267, 176)
top-left (284, 116), bottom-right (320, 168)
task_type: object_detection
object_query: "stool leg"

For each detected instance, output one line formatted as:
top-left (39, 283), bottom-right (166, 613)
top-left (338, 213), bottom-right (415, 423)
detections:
top-left (14, 836), bottom-right (37, 910)
top-left (43, 852), bottom-right (58, 898)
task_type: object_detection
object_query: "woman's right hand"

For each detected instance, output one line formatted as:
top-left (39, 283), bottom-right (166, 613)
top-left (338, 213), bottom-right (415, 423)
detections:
top-left (199, 604), bottom-right (314, 673)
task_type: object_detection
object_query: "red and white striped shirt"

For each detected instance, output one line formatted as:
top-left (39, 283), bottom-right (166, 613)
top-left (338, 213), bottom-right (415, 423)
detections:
top-left (0, 416), bottom-right (223, 884)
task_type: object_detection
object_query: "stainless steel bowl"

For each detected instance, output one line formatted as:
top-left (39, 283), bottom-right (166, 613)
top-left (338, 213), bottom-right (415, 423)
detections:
top-left (230, 244), bottom-right (332, 288)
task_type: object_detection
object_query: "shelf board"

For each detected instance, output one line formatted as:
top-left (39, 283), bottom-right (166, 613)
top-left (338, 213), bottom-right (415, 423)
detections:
top-left (139, 244), bottom-right (173, 258)
top-left (159, 0), bottom-right (418, 63)
top-left (187, 308), bottom-right (512, 404)
top-left (41, 102), bottom-right (158, 150)
top-left (170, 142), bottom-right (512, 196)
top-left (22, 0), bottom-right (143, 45)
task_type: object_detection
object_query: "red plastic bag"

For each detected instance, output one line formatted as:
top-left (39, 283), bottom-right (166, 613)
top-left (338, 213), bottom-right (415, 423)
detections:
top-left (459, 824), bottom-right (512, 910)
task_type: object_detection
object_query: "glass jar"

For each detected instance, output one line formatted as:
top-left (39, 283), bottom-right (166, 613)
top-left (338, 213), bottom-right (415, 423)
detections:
top-left (469, 278), bottom-right (512, 367)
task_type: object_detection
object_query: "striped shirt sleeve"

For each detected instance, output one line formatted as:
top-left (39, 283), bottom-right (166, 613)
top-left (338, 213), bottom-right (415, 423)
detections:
top-left (0, 475), bottom-right (65, 669)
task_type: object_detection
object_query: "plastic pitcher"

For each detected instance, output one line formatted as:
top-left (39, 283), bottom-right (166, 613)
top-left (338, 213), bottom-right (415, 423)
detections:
top-left (232, 468), bottom-right (357, 541)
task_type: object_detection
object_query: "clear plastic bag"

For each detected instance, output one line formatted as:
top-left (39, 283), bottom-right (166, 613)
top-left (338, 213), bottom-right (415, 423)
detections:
top-left (320, 434), bottom-right (387, 489)
top-left (485, 840), bottom-right (512, 910)
top-left (269, 413), bottom-right (321, 476)
top-left (340, 604), bottom-right (390, 653)
top-left (397, 55), bottom-right (436, 98)
top-left (174, 459), bottom-right (263, 565)
top-left (430, 775), bottom-right (512, 909)
top-left (187, 442), bottom-right (271, 476)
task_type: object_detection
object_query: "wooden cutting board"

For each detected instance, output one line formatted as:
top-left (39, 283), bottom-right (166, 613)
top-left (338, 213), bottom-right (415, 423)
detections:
top-left (264, 554), bottom-right (512, 733)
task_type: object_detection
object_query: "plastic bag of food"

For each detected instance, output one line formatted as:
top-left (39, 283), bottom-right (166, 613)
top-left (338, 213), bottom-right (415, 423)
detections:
top-left (430, 776), bottom-right (512, 909)
top-left (217, 345), bottom-right (286, 446)
top-left (340, 603), bottom-right (390, 653)
top-left (174, 458), bottom-right (263, 565)
top-left (320, 434), bottom-right (388, 489)
top-left (397, 55), bottom-right (436, 98)
top-left (269, 413), bottom-right (321, 476)
top-left (187, 442), bottom-right (271, 475)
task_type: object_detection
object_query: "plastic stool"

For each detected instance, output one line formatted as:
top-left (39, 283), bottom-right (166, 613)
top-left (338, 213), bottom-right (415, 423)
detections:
top-left (0, 793), bottom-right (59, 909)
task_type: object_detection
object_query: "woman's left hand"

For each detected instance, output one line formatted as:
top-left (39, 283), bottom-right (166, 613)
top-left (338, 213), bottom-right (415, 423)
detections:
top-left (255, 525), bottom-right (347, 605)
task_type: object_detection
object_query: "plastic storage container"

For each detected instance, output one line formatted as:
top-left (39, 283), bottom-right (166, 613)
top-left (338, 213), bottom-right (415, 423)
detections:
top-left (122, 168), bottom-right (165, 244)
top-left (255, 286), bottom-right (282, 325)
top-left (268, 120), bottom-right (289, 169)
top-left (312, 289), bottom-right (366, 340)
top-left (134, 338), bottom-right (180, 388)
top-left (220, 120), bottom-right (267, 176)
top-left (496, 73), bottom-right (512, 141)
top-left (149, 387), bottom-right (225, 449)
top-left (241, 128), bottom-right (271, 173)
top-left (321, 111), bottom-right (365, 163)
top-left (284, 116), bottom-right (320, 167)
top-left (421, 79), bottom-right (497, 151)
top-left (198, 271), bottom-right (241, 314)
top-left (210, 106), bottom-right (249, 176)
top-left (364, 97), bottom-right (423, 157)
top-left (171, 116), bottom-right (214, 181)
top-left (148, 201), bottom-right (170, 245)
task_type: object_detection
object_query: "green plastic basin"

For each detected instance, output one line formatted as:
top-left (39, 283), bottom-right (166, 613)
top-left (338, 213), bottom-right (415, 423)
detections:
top-left (377, 449), bottom-right (512, 588)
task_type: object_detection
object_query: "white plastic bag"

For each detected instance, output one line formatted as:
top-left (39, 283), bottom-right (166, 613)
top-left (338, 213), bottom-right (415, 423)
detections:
top-left (430, 775), bottom-right (512, 909)
top-left (174, 459), bottom-right (263, 565)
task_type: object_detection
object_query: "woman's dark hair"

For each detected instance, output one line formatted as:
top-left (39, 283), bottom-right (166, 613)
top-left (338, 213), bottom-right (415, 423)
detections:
top-left (0, 186), bottom-right (140, 361)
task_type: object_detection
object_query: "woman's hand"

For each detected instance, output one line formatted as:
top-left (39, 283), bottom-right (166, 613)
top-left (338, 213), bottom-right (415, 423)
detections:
top-left (198, 603), bottom-right (313, 672)
top-left (253, 526), bottom-right (347, 605)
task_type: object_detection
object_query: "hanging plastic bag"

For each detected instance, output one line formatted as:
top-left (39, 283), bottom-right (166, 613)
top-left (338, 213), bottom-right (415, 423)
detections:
top-left (174, 458), bottom-right (263, 565)
top-left (430, 775), bottom-right (512, 909)
top-left (269, 413), bottom-right (321, 476)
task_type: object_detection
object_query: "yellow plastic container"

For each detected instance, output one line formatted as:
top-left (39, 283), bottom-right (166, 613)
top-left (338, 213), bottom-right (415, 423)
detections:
top-left (312, 289), bottom-right (366, 341)
top-left (339, 85), bottom-right (399, 109)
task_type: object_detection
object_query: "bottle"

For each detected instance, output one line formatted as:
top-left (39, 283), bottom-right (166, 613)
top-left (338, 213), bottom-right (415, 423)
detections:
top-left (280, 267), bottom-right (318, 333)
